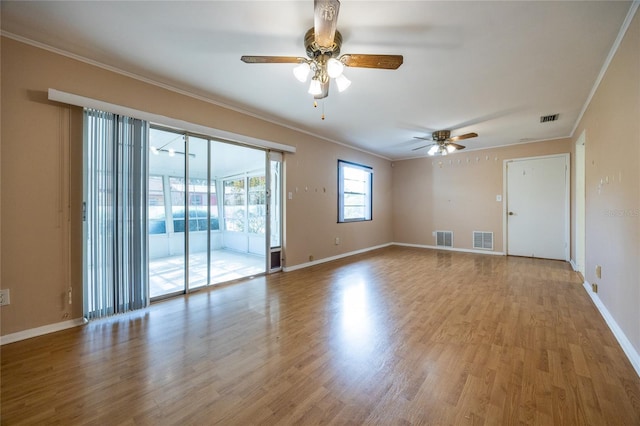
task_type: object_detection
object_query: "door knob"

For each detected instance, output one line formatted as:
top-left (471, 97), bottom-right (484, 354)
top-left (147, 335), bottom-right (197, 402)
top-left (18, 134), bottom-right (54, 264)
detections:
top-left (508, 211), bottom-right (514, 216)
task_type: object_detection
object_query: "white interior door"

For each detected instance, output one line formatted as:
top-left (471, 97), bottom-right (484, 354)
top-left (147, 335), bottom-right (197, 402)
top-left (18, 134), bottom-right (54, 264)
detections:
top-left (506, 154), bottom-right (569, 260)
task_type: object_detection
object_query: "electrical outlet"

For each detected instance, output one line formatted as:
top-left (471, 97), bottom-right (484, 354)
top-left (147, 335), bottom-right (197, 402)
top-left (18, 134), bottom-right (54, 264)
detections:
top-left (592, 283), bottom-right (598, 293)
top-left (335, 237), bottom-right (340, 245)
top-left (0, 289), bottom-right (10, 306)
top-left (596, 265), bottom-right (602, 279)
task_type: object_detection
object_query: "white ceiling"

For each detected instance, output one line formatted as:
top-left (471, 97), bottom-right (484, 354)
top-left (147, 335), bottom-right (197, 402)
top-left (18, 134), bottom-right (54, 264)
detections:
top-left (1, 1), bottom-right (633, 160)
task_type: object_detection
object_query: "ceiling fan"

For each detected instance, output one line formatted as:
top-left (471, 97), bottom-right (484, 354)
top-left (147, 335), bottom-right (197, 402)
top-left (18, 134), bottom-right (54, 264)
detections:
top-left (412, 130), bottom-right (478, 156)
top-left (240, 0), bottom-right (403, 100)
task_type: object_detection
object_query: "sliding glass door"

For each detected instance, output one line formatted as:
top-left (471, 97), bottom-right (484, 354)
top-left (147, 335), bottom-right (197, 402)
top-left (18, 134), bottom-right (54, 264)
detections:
top-left (187, 136), bottom-right (209, 291)
top-left (148, 127), bottom-right (276, 299)
top-left (148, 128), bottom-right (185, 298)
top-left (211, 141), bottom-right (266, 285)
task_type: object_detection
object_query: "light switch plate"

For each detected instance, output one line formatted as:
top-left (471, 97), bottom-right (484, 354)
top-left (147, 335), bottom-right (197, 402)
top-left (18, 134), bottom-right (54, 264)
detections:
top-left (0, 289), bottom-right (10, 306)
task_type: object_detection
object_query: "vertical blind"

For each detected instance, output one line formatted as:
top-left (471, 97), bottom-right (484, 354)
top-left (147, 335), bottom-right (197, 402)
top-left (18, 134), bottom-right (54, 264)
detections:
top-left (84, 108), bottom-right (149, 319)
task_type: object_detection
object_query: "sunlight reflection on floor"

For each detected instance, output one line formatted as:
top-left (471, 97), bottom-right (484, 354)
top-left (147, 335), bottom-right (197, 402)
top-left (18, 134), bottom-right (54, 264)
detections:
top-left (149, 250), bottom-right (265, 298)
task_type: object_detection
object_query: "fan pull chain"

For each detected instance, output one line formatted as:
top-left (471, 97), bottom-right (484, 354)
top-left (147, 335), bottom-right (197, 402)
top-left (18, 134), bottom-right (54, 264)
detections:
top-left (312, 99), bottom-right (326, 120)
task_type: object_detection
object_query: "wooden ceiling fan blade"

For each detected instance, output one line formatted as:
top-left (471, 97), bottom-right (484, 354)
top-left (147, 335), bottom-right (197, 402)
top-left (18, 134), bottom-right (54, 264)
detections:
top-left (341, 54), bottom-right (404, 69)
top-left (448, 143), bottom-right (466, 150)
top-left (412, 143), bottom-right (436, 151)
top-left (413, 136), bottom-right (432, 141)
top-left (314, 0), bottom-right (340, 48)
top-left (241, 56), bottom-right (304, 64)
top-left (450, 132), bottom-right (478, 141)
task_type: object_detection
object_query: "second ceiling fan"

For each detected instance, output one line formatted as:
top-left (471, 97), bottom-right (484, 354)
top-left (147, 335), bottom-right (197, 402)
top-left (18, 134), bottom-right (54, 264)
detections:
top-left (241, 0), bottom-right (404, 99)
top-left (412, 130), bottom-right (478, 156)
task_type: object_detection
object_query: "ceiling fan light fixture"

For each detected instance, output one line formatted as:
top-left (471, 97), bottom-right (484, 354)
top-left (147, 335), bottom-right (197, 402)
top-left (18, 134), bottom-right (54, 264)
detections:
top-left (308, 78), bottom-right (323, 95)
top-left (428, 145), bottom-right (439, 156)
top-left (440, 147), bottom-right (448, 156)
top-left (293, 62), bottom-right (311, 82)
top-left (335, 73), bottom-right (351, 92)
top-left (241, 1), bottom-right (403, 104)
top-left (327, 57), bottom-right (344, 78)
top-left (446, 144), bottom-right (456, 153)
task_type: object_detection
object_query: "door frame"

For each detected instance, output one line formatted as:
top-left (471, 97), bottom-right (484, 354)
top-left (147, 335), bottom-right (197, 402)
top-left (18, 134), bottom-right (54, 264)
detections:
top-left (266, 151), bottom-right (283, 272)
top-left (502, 153), bottom-right (570, 260)
top-left (575, 131), bottom-right (586, 275)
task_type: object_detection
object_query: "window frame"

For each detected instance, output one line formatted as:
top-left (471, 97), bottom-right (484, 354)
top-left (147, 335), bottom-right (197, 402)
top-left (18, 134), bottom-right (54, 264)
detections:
top-left (148, 175), bottom-right (167, 235)
top-left (337, 160), bottom-right (373, 223)
top-left (222, 177), bottom-right (246, 233)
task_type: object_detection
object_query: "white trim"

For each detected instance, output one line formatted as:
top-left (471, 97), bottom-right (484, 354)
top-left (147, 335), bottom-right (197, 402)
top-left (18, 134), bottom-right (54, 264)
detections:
top-left (283, 243), bottom-right (393, 272)
top-left (582, 281), bottom-right (640, 378)
top-left (48, 89), bottom-right (296, 154)
top-left (574, 131), bottom-right (587, 276)
top-left (569, 259), bottom-right (578, 271)
top-left (0, 318), bottom-right (87, 345)
top-left (2, 32), bottom-right (391, 161)
top-left (283, 243), bottom-right (504, 272)
top-left (397, 136), bottom-right (571, 162)
top-left (394, 242), bottom-right (505, 256)
top-left (571, 2), bottom-right (640, 137)
top-left (502, 160), bottom-right (509, 257)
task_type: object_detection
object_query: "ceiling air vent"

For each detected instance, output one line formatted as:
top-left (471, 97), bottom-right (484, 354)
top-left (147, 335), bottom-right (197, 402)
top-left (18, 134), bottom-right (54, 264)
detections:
top-left (540, 114), bottom-right (559, 123)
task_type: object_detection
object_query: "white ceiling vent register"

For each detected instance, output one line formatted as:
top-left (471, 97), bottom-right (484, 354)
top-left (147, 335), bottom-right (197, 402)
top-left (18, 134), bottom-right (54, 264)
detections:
top-left (435, 231), bottom-right (453, 248)
top-left (540, 113), bottom-right (559, 123)
top-left (473, 231), bottom-right (494, 250)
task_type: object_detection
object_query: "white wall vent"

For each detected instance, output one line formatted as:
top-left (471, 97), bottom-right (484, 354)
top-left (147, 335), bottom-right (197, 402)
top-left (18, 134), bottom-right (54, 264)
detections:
top-left (435, 231), bottom-right (453, 248)
top-left (473, 231), bottom-right (494, 250)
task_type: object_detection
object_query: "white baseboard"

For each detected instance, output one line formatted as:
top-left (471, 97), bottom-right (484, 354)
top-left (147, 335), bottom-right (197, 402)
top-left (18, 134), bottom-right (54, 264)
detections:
top-left (393, 242), bottom-right (505, 256)
top-left (569, 259), bottom-right (578, 271)
top-left (1, 318), bottom-right (87, 345)
top-left (283, 243), bottom-right (393, 272)
top-left (283, 242), bottom-right (504, 272)
top-left (582, 280), bottom-right (640, 377)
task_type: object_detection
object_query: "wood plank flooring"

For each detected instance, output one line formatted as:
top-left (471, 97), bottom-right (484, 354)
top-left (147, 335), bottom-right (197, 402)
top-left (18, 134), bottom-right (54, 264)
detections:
top-left (2, 246), bottom-right (640, 425)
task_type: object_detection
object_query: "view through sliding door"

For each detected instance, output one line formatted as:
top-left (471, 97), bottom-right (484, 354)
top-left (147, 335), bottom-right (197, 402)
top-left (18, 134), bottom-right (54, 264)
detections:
top-left (148, 128), bottom-right (186, 298)
top-left (148, 127), bottom-right (275, 299)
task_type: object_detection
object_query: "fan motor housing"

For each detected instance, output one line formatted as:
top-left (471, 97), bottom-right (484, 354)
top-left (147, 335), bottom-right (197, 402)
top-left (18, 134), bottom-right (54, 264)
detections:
top-left (432, 130), bottom-right (451, 141)
top-left (304, 28), bottom-right (342, 58)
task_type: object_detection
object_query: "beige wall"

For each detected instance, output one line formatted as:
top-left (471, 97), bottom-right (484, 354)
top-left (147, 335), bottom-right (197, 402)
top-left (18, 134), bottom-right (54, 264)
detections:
top-left (0, 37), bottom-right (392, 335)
top-left (570, 11), bottom-right (640, 354)
top-left (285, 142), bottom-right (392, 266)
top-left (392, 139), bottom-right (571, 252)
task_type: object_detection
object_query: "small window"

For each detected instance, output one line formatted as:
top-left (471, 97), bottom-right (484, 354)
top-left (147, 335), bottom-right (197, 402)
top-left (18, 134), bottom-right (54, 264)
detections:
top-left (338, 160), bottom-right (373, 223)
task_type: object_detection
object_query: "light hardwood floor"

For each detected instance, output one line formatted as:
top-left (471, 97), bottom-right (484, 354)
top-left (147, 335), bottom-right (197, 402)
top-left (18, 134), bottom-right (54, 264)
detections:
top-left (2, 246), bottom-right (640, 425)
